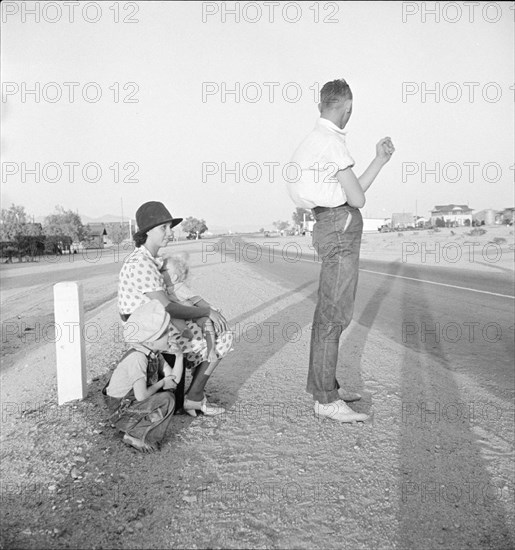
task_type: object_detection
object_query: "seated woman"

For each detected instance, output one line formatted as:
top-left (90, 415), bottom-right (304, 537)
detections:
top-left (117, 201), bottom-right (232, 416)
top-left (104, 300), bottom-right (182, 452)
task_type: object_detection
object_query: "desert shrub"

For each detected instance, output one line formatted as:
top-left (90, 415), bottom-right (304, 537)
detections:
top-left (467, 228), bottom-right (486, 237)
top-left (492, 237), bottom-right (507, 245)
top-left (433, 227), bottom-right (440, 233)
top-left (397, 232), bottom-right (404, 237)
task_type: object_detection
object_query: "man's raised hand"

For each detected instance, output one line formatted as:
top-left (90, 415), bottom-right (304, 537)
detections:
top-left (376, 137), bottom-right (395, 164)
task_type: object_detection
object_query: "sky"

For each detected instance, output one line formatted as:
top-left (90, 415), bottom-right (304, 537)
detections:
top-left (1, 1), bottom-right (513, 232)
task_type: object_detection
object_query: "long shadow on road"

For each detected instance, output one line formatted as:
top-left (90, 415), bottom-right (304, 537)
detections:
top-left (396, 267), bottom-right (514, 549)
top-left (339, 262), bottom-right (402, 408)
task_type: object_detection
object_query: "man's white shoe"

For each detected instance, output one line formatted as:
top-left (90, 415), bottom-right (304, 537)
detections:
top-left (314, 399), bottom-right (368, 423)
top-left (338, 389), bottom-right (362, 402)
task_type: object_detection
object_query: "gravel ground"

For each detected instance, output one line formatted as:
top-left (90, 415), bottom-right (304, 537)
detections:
top-left (1, 238), bottom-right (514, 549)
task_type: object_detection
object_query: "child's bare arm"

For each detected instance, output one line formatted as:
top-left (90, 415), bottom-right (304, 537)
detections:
top-left (202, 320), bottom-right (218, 362)
top-left (133, 377), bottom-right (166, 401)
top-left (203, 318), bottom-right (216, 336)
top-left (162, 352), bottom-right (184, 390)
top-left (170, 352), bottom-right (184, 384)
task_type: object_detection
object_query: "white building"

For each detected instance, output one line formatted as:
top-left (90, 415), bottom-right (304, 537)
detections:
top-left (363, 218), bottom-right (386, 232)
top-left (430, 204), bottom-right (473, 226)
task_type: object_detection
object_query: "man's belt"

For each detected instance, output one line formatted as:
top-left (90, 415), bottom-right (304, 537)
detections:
top-left (312, 202), bottom-right (348, 215)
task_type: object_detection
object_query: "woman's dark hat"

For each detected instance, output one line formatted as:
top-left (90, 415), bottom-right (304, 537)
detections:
top-left (135, 202), bottom-right (183, 233)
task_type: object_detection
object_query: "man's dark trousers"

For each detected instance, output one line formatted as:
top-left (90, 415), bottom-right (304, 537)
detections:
top-left (307, 205), bottom-right (363, 404)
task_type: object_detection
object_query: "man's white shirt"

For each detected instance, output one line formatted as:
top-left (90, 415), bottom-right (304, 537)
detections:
top-left (288, 117), bottom-right (355, 209)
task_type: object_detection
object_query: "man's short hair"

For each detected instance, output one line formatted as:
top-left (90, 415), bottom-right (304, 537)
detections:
top-left (320, 79), bottom-right (352, 110)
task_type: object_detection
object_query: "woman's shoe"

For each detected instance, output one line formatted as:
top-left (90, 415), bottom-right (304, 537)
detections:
top-left (183, 396), bottom-right (225, 417)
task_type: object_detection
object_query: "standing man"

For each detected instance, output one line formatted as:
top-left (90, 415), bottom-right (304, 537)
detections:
top-left (287, 78), bottom-right (395, 422)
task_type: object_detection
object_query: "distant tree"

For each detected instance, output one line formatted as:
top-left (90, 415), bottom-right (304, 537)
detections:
top-left (464, 218), bottom-right (471, 227)
top-left (0, 204), bottom-right (28, 241)
top-left (273, 220), bottom-right (290, 232)
top-left (16, 234), bottom-right (45, 260)
top-left (181, 217), bottom-right (208, 239)
top-left (259, 228), bottom-right (265, 233)
top-left (17, 222), bottom-right (43, 260)
top-left (109, 223), bottom-right (128, 245)
top-left (435, 217), bottom-right (445, 228)
top-left (43, 205), bottom-right (87, 242)
top-left (0, 205), bottom-right (46, 261)
top-left (24, 222), bottom-right (43, 237)
top-left (292, 207), bottom-right (312, 227)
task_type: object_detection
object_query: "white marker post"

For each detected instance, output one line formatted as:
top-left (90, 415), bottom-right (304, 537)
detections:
top-left (53, 282), bottom-right (87, 405)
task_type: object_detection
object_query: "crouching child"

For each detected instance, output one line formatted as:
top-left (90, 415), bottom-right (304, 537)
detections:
top-left (103, 300), bottom-right (183, 453)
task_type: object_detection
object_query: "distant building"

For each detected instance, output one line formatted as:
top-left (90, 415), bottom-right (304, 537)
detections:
top-left (391, 212), bottom-right (415, 229)
top-left (302, 220), bottom-right (315, 234)
top-left (363, 218), bottom-right (386, 232)
top-left (473, 209), bottom-right (496, 226)
top-left (430, 204), bottom-right (472, 226)
top-left (501, 207), bottom-right (515, 224)
top-left (83, 218), bottom-right (134, 246)
top-left (87, 223), bottom-right (107, 248)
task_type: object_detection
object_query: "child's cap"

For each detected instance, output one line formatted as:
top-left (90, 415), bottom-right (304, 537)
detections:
top-left (124, 300), bottom-right (170, 344)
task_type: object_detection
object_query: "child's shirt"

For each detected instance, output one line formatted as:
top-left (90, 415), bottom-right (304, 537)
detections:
top-left (106, 345), bottom-right (164, 398)
top-left (288, 117), bottom-right (355, 209)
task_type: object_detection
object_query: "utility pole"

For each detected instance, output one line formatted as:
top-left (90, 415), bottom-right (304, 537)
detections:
top-left (120, 197), bottom-right (125, 237)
